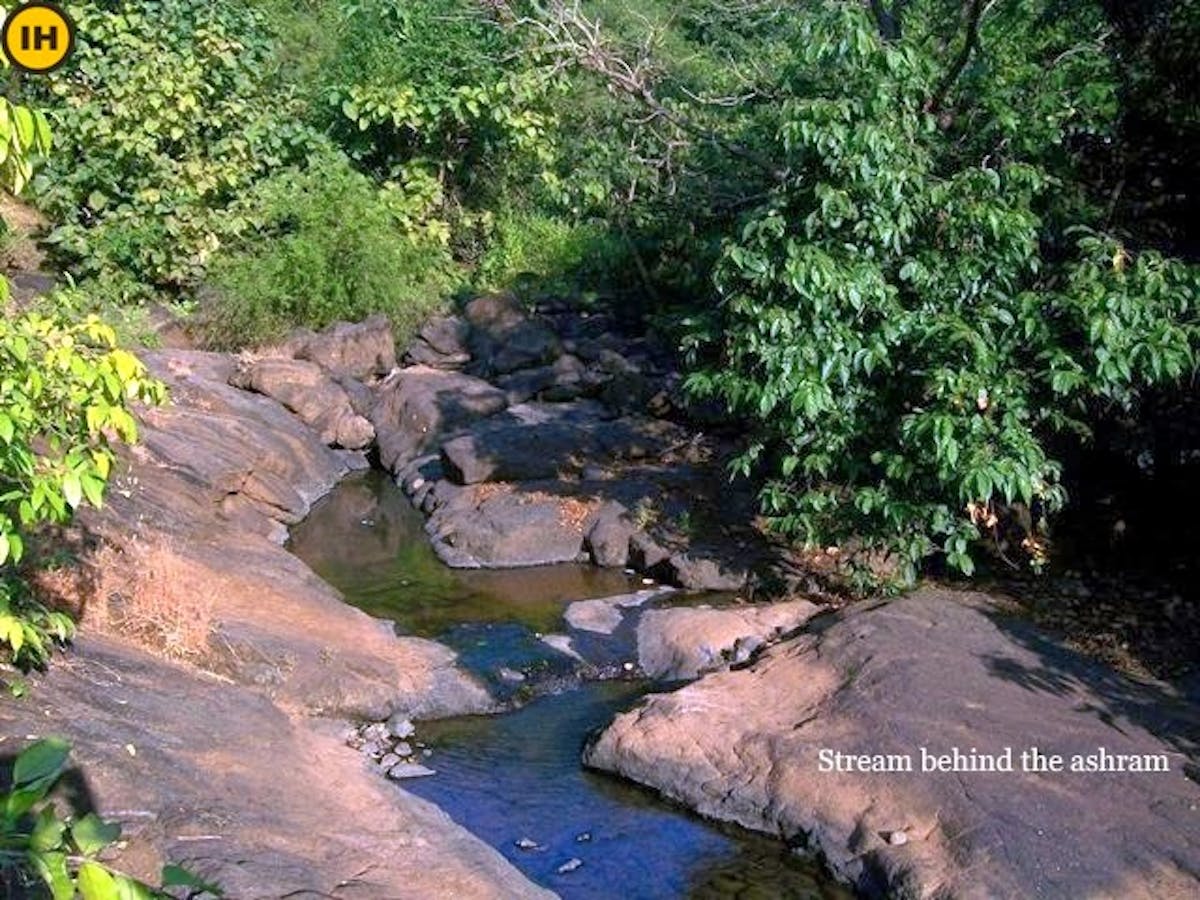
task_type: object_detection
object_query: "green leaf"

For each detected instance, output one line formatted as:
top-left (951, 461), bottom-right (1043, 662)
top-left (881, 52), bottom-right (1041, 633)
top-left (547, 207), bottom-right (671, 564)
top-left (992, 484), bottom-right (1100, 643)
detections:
top-left (162, 863), bottom-right (224, 895)
top-left (31, 805), bottom-right (68, 851)
top-left (78, 861), bottom-right (120, 900)
top-left (72, 812), bottom-right (123, 855)
top-left (13, 737), bottom-right (70, 789)
top-left (30, 850), bottom-right (74, 900)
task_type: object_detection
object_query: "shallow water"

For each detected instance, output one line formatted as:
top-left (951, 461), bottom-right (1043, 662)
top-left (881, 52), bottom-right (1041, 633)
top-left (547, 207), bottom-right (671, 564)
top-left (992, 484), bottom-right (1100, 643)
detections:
top-left (289, 472), bottom-right (847, 898)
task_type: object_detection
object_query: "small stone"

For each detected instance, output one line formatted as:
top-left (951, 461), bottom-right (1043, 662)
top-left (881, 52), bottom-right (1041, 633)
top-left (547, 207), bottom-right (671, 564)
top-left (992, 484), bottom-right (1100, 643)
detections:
top-left (575, 832), bottom-right (592, 843)
top-left (622, 662), bottom-right (634, 671)
top-left (362, 722), bottom-right (390, 743)
top-left (498, 666), bottom-right (527, 683)
top-left (641, 577), bottom-right (655, 586)
top-left (393, 741), bottom-right (413, 757)
top-left (379, 753), bottom-right (401, 769)
top-left (557, 858), bottom-right (583, 874)
top-left (388, 763), bottom-right (436, 779)
top-left (386, 714), bottom-right (416, 739)
top-left (515, 837), bottom-right (541, 850)
top-left (888, 830), bottom-right (909, 847)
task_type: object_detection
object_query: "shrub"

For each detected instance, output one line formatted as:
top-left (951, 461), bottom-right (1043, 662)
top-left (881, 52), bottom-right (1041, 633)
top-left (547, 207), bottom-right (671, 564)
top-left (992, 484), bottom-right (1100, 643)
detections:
top-left (199, 155), bottom-right (455, 348)
top-left (476, 208), bottom-right (628, 294)
top-left (683, 1), bottom-right (1200, 584)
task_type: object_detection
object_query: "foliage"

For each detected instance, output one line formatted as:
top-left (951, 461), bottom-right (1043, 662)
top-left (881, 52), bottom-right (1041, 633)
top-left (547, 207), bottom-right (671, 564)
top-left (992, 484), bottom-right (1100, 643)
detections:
top-left (476, 208), bottom-right (627, 294)
top-left (200, 155), bottom-right (454, 348)
top-left (0, 308), bottom-right (166, 667)
top-left (1, 737), bottom-right (222, 899)
top-left (681, 1), bottom-right (1199, 583)
top-left (30, 0), bottom-right (320, 296)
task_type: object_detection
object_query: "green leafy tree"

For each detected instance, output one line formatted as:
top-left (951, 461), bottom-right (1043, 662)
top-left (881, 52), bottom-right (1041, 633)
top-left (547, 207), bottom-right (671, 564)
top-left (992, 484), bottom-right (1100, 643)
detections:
top-left (679, 1), bottom-right (1199, 584)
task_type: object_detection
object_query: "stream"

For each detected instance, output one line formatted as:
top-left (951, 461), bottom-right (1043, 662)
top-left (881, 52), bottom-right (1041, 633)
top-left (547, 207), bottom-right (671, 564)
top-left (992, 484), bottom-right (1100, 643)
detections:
top-left (289, 472), bottom-right (846, 899)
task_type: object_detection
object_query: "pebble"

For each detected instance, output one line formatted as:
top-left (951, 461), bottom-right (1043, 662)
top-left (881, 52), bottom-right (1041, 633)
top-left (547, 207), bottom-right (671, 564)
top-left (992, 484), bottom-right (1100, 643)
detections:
top-left (388, 763), bottom-right (436, 780)
top-left (575, 832), bottom-right (591, 843)
top-left (556, 858), bottom-right (583, 874)
top-left (393, 741), bottom-right (413, 758)
top-left (386, 714), bottom-right (416, 739)
top-left (888, 830), bottom-right (909, 847)
top-left (362, 722), bottom-right (390, 743)
top-left (514, 837), bottom-right (540, 850)
top-left (498, 666), bottom-right (526, 683)
top-left (379, 753), bottom-right (401, 769)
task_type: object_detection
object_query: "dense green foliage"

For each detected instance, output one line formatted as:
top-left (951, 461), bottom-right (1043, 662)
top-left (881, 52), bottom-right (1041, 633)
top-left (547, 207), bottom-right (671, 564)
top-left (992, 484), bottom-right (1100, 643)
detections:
top-left (8, 0), bottom-right (1198, 584)
top-left (1, 738), bottom-right (222, 898)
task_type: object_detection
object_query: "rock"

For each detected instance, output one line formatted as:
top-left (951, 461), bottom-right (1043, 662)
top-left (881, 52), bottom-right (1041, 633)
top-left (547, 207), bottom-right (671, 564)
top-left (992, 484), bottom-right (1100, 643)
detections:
top-left (635, 600), bottom-right (821, 680)
top-left (293, 314), bottom-right (396, 379)
top-left (370, 366), bottom-right (508, 472)
top-left (585, 589), bottom-right (1200, 899)
top-left (362, 722), bottom-right (390, 743)
top-left (0, 636), bottom-right (548, 899)
top-left (564, 588), bottom-right (677, 635)
top-left (405, 338), bottom-right (471, 370)
top-left (387, 714), bottom-right (416, 739)
top-left (556, 858), bottom-right (584, 874)
top-left (230, 357), bottom-right (375, 450)
top-left (541, 634), bottom-right (584, 661)
top-left (888, 830), bottom-right (909, 847)
top-left (464, 293), bottom-right (561, 375)
top-left (585, 505), bottom-right (634, 568)
top-left (439, 406), bottom-right (672, 486)
top-left (426, 484), bottom-right (589, 568)
top-left (628, 532), bottom-right (671, 572)
top-left (393, 741), bottom-right (413, 757)
top-left (389, 763), bottom-right (437, 780)
top-left (420, 315), bottom-right (471, 357)
top-left (379, 753), bottom-right (401, 769)
top-left (515, 838), bottom-right (541, 851)
top-left (575, 832), bottom-right (592, 843)
top-left (665, 553), bottom-right (748, 591)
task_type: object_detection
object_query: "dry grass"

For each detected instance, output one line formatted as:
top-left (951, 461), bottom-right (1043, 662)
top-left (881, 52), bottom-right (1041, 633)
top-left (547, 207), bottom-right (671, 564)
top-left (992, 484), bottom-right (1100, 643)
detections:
top-left (33, 537), bottom-right (220, 664)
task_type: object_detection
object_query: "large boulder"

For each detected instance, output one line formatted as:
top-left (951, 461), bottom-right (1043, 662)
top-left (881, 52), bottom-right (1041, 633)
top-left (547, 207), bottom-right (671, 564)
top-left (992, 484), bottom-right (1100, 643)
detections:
top-left (586, 590), bottom-right (1200, 898)
top-left (291, 314), bottom-right (396, 379)
top-left (585, 504), bottom-right (635, 568)
top-left (464, 293), bottom-right (560, 375)
top-left (425, 483), bottom-right (595, 568)
top-left (370, 366), bottom-right (508, 472)
top-left (664, 553), bottom-right (748, 591)
top-left (404, 315), bottom-right (472, 369)
top-left (231, 357), bottom-right (375, 450)
top-left (635, 599), bottom-right (821, 680)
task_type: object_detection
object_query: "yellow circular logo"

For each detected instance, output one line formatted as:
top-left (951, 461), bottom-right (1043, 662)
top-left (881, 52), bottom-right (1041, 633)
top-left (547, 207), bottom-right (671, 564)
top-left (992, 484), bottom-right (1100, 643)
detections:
top-left (2, 2), bottom-right (75, 74)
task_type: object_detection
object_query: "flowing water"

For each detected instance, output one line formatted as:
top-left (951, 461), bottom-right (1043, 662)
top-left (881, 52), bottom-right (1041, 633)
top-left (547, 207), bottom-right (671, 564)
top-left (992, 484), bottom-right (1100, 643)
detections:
top-left (289, 472), bottom-right (847, 899)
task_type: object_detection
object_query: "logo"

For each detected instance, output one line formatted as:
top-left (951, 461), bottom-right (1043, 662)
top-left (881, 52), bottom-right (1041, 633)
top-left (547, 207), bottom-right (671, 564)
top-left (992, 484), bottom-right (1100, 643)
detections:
top-left (2, 2), bottom-right (75, 74)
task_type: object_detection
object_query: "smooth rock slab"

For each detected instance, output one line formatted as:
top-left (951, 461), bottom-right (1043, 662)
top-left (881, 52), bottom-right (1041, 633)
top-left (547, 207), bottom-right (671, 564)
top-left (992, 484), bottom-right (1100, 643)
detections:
top-left (564, 588), bottom-right (678, 635)
top-left (586, 589), bottom-right (1200, 899)
top-left (636, 599), bottom-right (821, 680)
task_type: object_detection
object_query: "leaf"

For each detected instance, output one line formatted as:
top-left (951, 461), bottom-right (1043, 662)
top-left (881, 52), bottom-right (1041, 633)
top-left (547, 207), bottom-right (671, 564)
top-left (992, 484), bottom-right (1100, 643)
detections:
top-left (62, 472), bottom-right (83, 510)
top-left (72, 812), bottom-right (123, 855)
top-left (13, 737), bottom-right (70, 789)
top-left (78, 861), bottom-right (120, 900)
top-left (30, 851), bottom-right (74, 900)
top-left (162, 863), bottom-right (224, 895)
top-left (31, 805), bottom-right (68, 851)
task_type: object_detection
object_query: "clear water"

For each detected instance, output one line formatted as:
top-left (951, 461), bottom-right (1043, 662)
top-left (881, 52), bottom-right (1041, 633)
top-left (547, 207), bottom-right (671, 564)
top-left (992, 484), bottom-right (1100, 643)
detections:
top-left (289, 472), bottom-right (847, 899)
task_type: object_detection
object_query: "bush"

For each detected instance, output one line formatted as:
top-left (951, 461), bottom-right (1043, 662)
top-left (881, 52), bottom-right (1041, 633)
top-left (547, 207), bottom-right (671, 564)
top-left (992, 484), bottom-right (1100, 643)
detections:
top-left (199, 155), bottom-right (456, 348)
top-left (30, 0), bottom-right (320, 294)
top-left (683, 1), bottom-right (1200, 584)
top-left (476, 208), bottom-right (628, 295)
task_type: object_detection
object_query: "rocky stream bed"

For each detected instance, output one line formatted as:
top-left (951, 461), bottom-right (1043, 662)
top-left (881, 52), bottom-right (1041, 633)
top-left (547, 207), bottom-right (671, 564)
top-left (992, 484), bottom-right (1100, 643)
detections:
top-left (2, 301), bottom-right (1199, 898)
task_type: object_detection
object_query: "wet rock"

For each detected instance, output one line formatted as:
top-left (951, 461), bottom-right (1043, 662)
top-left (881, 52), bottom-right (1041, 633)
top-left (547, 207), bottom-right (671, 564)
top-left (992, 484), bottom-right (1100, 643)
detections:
top-left (515, 837), bottom-right (542, 851)
top-left (575, 832), bottom-right (592, 843)
top-left (586, 589), bottom-right (1200, 899)
top-left (230, 357), bottom-right (375, 450)
top-left (293, 314), bottom-right (396, 379)
top-left (371, 366), bottom-right (508, 472)
top-left (556, 858), bottom-right (584, 874)
top-left (564, 588), bottom-right (677, 635)
top-left (389, 763), bottom-right (437, 779)
top-left (636, 600), bottom-right (821, 680)
top-left (585, 505), bottom-right (634, 568)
